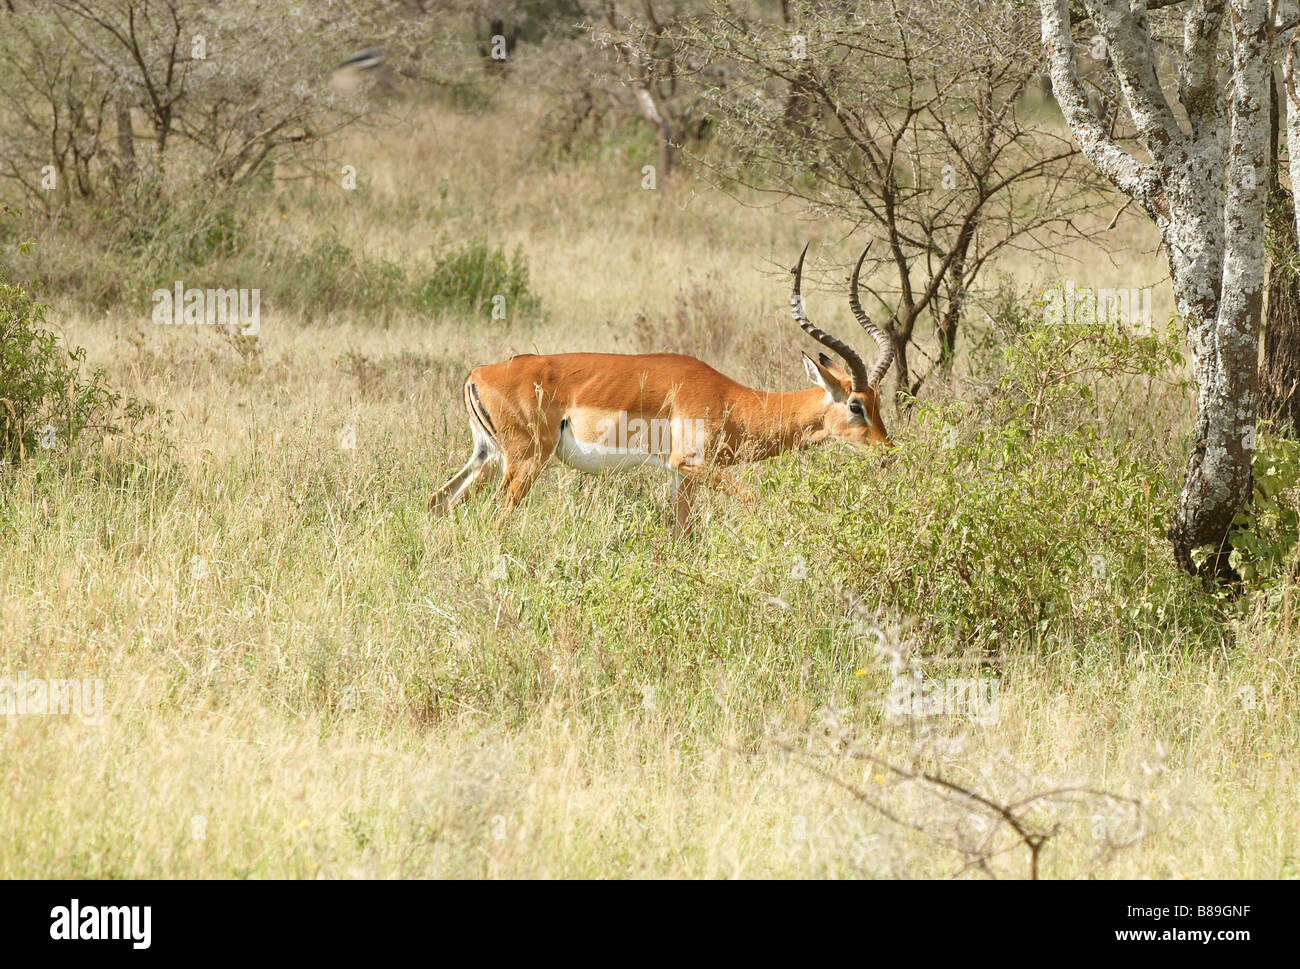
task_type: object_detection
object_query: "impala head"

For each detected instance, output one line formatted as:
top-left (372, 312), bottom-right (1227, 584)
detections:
top-left (790, 243), bottom-right (896, 448)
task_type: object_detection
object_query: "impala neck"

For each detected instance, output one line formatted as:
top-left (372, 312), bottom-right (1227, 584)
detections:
top-left (742, 387), bottom-right (834, 459)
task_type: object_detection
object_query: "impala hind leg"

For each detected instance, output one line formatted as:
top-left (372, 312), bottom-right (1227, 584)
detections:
top-left (494, 458), bottom-right (546, 517)
top-left (430, 419), bottom-right (502, 515)
top-left (490, 425), bottom-right (559, 520)
top-left (429, 452), bottom-right (500, 515)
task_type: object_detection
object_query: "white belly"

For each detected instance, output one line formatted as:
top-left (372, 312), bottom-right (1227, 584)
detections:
top-left (552, 423), bottom-right (673, 474)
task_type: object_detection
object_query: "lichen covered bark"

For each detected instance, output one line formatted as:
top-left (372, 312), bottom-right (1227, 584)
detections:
top-left (1040, 0), bottom-right (1267, 575)
top-left (1169, 0), bottom-right (1267, 572)
top-left (1262, 0), bottom-right (1300, 436)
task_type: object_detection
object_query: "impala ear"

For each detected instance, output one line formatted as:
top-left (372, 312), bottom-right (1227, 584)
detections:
top-left (802, 352), bottom-right (848, 402)
top-left (816, 352), bottom-right (849, 382)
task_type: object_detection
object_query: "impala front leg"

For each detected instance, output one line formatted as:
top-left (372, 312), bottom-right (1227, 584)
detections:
top-left (670, 454), bottom-right (756, 503)
top-left (670, 473), bottom-right (698, 536)
top-left (667, 456), bottom-right (754, 535)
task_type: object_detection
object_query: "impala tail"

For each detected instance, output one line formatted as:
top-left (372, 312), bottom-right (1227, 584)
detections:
top-left (428, 375), bottom-right (506, 515)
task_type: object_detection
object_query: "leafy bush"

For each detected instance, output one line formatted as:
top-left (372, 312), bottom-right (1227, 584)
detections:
top-left (783, 318), bottom-right (1219, 653)
top-left (2, 185), bottom-right (544, 324)
top-left (241, 236), bottom-right (540, 323)
top-left (1, 190), bottom-right (252, 312)
top-left (1228, 430), bottom-right (1300, 590)
top-left (409, 241), bottom-right (539, 320)
top-left (0, 275), bottom-right (152, 465)
top-left (255, 237), bottom-right (407, 319)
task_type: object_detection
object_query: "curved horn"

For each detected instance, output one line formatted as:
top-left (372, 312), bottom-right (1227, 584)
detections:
top-left (849, 243), bottom-right (895, 389)
top-left (791, 243), bottom-right (871, 392)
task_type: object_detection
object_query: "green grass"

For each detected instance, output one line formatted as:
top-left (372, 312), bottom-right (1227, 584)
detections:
top-left (0, 100), bottom-right (1296, 879)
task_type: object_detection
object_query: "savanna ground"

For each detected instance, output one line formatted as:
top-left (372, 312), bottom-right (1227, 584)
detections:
top-left (1, 94), bottom-right (1296, 879)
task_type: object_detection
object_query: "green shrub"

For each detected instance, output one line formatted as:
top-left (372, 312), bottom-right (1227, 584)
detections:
top-left (2, 189), bottom-right (544, 325)
top-left (783, 317), bottom-right (1221, 653)
top-left (254, 237), bottom-right (407, 319)
top-left (1, 189), bottom-right (252, 312)
top-left (1227, 430), bottom-right (1300, 591)
top-left (0, 274), bottom-right (152, 465)
top-left (244, 236), bottom-right (540, 323)
top-left (409, 240), bottom-right (539, 320)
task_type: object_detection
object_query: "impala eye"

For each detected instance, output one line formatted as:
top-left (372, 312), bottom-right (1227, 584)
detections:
top-left (848, 402), bottom-right (866, 420)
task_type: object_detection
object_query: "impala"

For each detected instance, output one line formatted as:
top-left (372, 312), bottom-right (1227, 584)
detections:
top-left (430, 245), bottom-right (895, 532)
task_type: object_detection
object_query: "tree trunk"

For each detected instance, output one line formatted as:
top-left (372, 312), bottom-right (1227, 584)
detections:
top-left (114, 101), bottom-right (136, 180)
top-left (1039, 0), bottom-right (1267, 578)
top-left (1263, 71), bottom-right (1300, 436)
top-left (890, 332), bottom-right (911, 409)
top-left (1167, 1), bottom-right (1268, 575)
top-left (937, 223), bottom-right (975, 372)
top-left (632, 86), bottom-right (673, 179)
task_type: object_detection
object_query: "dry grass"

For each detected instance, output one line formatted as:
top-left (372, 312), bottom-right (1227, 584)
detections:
top-left (1, 101), bottom-right (1295, 879)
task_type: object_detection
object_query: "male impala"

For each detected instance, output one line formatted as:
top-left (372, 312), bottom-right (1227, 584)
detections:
top-left (430, 245), bottom-right (895, 532)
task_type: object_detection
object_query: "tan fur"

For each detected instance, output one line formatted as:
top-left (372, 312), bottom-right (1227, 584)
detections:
top-left (430, 351), bottom-right (891, 532)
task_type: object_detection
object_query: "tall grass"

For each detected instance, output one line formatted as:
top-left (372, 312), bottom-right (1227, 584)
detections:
top-left (0, 99), bottom-right (1295, 878)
